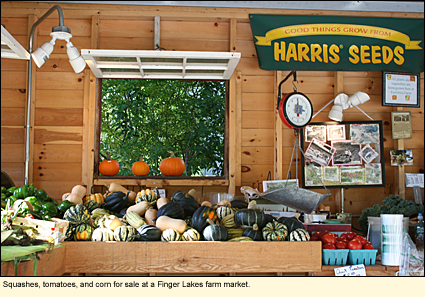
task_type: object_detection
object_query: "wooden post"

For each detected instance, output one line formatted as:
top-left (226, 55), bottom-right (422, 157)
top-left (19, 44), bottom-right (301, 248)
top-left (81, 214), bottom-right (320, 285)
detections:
top-left (393, 106), bottom-right (406, 199)
top-left (274, 71), bottom-right (283, 180)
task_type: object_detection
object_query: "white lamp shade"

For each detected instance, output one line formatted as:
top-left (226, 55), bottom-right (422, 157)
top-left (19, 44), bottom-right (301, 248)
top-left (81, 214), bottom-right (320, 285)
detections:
top-left (349, 91), bottom-right (370, 107)
top-left (334, 93), bottom-right (350, 110)
top-left (66, 43), bottom-right (86, 73)
top-left (328, 104), bottom-right (344, 122)
top-left (32, 41), bottom-right (54, 68)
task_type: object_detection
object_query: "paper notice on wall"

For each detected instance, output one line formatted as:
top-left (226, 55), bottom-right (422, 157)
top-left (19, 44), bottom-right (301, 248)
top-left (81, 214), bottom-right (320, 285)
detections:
top-left (405, 173), bottom-right (424, 188)
top-left (334, 264), bottom-right (366, 276)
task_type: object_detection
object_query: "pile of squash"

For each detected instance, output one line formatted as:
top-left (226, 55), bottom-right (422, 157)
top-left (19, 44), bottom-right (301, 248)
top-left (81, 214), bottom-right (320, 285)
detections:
top-left (61, 183), bottom-right (310, 242)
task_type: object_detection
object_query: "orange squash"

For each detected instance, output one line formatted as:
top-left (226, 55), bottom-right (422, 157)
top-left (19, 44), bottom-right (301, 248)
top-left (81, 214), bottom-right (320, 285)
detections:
top-left (132, 157), bottom-right (150, 176)
top-left (99, 159), bottom-right (120, 176)
top-left (159, 151), bottom-right (185, 176)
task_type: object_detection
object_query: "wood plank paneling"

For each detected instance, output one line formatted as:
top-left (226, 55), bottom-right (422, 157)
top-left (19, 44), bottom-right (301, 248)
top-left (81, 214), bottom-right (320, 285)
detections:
top-left (1, 71), bottom-right (26, 89)
top-left (35, 72), bottom-right (85, 91)
top-left (1, 89), bottom-right (27, 108)
top-left (241, 129), bottom-right (274, 147)
top-left (1, 144), bottom-right (24, 163)
top-left (1, 107), bottom-right (25, 126)
top-left (242, 92), bottom-right (274, 111)
top-left (241, 110), bottom-right (274, 129)
top-left (34, 126), bottom-right (83, 144)
top-left (0, 162), bottom-right (24, 187)
top-left (33, 162), bottom-right (83, 182)
top-left (34, 108), bottom-right (83, 126)
top-left (34, 144), bottom-right (83, 163)
top-left (1, 127), bottom-right (25, 144)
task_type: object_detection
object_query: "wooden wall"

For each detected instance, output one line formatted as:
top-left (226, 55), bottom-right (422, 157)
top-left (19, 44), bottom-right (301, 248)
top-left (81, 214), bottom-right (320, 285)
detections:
top-left (1, 2), bottom-right (424, 221)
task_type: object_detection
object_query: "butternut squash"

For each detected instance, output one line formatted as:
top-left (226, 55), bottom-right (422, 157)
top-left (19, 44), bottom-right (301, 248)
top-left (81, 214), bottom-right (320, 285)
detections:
top-left (104, 215), bottom-right (124, 231)
top-left (66, 193), bottom-right (83, 205)
top-left (62, 192), bottom-right (71, 201)
top-left (108, 182), bottom-right (137, 203)
top-left (126, 201), bottom-right (150, 216)
top-left (71, 185), bottom-right (87, 199)
top-left (156, 197), bottom-right (169, 209)
top-left (201, 201), bottom-right (212, 207)
top-left (216, 199), bottom-right (231, 207)
top-left (144, 208), bottom-right (158, 226)
top-left (156, 216), bottom-right (187, 234)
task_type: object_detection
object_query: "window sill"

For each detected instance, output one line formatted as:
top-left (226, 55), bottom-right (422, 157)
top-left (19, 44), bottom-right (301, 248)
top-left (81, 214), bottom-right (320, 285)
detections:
top-left (93, 177), bottom-right (229, 187)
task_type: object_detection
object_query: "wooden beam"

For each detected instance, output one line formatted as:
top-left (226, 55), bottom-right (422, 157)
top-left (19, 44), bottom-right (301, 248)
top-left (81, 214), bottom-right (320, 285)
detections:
top-left (393, 106), bottom-right (406, 199)
top-left (275, 71), bottom-right (283, 180)
top-left (334, 71), bottom-right (344, 96)
top-left (93, 178), bottom-right (229, 187)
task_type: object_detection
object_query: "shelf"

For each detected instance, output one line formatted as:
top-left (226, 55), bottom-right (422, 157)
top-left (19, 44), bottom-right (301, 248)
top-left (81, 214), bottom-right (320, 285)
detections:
top-left (93, 178), bottom-right (229, 187)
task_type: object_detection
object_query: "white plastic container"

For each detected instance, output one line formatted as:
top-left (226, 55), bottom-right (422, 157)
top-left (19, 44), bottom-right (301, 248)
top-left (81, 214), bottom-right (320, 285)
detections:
top-left (367, 216), bottom-right (409, 254)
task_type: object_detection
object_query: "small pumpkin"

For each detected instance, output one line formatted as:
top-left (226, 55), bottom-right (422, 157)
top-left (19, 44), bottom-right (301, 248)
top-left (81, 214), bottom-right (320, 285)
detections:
top-left (156, 201), bottom-right (185, 220)
top-left (136, 224), bottom-right (162, 241)
top-left (203, 222), bottom-right (228, 241)
top-left (262, 221), bottom-right (288, 241)
top-left (99, 159), bottom-right (120, 176)
top-left (103, 191), bottom-right (129, 214)
top-left (114, 225), bottom-right (136, 242)
top-left (136, 188), bottom-right (158, 205)
top-left (161, 228), bottom-right (181, 242)
top-left (74, 224), bottom-right (94, 241)
top-left (83, 200), bottom-right (102, 213)
top-left (159, 151), bottom-right (185, 176)
top-left (277, 216), bottom-right (305, 234)
top-left (234, 201), bottom-right (265, 230)
top-left (171, 190), bottom-right (200, 217)
top-left (132, 157), bottom-right (150, 176)
top-left (182, 228), bottom-right (201, 241)
top-left (289, 228), bottom-right (310, 242)
top-left (220, 213), bottom-right (236, 228)
top-left (191, 205), bottom-right (218, 235)
top-left (63, 204), bottom-right (91, 225)
top-left (216, 206), bottom-right (234, 220)
top-left (83, 193), bottom-right (104, 204)
top-left (243, 226), bottom-right (263, 241)
top-left (92, 227), bottom-right (114, 242)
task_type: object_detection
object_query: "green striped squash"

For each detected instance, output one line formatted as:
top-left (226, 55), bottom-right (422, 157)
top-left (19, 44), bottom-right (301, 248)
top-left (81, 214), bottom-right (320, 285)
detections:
top-left (216, 206), bottom-right (234, 220)
top-left (114, 225), bottom-right (136, 242)
top-left (92, 227), bottom-right (114, 241)
top-left (228, 236), bottom-right (254, 242)
top-left (136, 224), bottom-right (162, 241)
top-left (64, 204), bottom-right (91, 225)
top-left (83, 200), bottom-right (102, 213)
top-left (226, 227), bottom-right (245, 239)
top-left (64, 223), bottom-right (77, 241)
top-left (161, 228), bottom-right (181, 242)
top-left (262, 221), bottom-right (288, 241)
top-left (277, 217), bottom-right (305, 234)
top-left (289, 228), bottom-right (310, 241)
top-left (243, 227), bottom-right (263, 241)
top-left (234, 208), bottom-right (265, 229)
top-left (74, 224), bottom-right (94, 241)
top-left (182, 228), bottom-right (201, 241)
top-left (221, 213), bottom-right (236, 228)
top-left (136, 188), bottom-right (158, 205)
top-left (203, 224), bottom-right (228, 241)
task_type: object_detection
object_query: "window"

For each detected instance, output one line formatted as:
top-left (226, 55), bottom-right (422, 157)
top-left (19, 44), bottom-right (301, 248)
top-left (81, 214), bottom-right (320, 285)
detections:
top-left (97, 79), bottom-right (228, 178)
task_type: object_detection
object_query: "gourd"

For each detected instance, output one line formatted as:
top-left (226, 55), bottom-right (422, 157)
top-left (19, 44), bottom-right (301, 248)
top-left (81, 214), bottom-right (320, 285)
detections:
top-left (74, 224), bottom-right (94, 241)
top-left (132, 157), bottom-right (150, 176)
top-left (277, 216), bottom-right (305, 234)
top-left (113, 225), bottom-right (136, 242)
top-left (156, 197), bottom-right (169, 209)
top-left (63, 204), bottom-right (91, 225)
top-left (234, 201), bottom-right (265, 230)
top-left (220, 213), bottom-right (236, 228)
top-left (83, 200), bottom-right (102, 213)
top-left (91, 208), bottom-right (111, 220)
top-left (126, 201), bottom-right (150, 216)
top-left (107, 182), bottom-right (137, 204)
top-left (228, 236), bottom-right (254, 242)
top-left (161, 228), bottom-right (181, 242)
top-left (182, 228), bottom-right (201, 241)
top-left (99, 152), bottom-right (120, 176)
top-left (125, 211), bottom-right (146, 229)
top-left (65, 194), bottom-right (83, 205)
top-left (242, 226), bottom-right (263, 241)
top-left (144, 208), bottom-right (157, 225)
top-left (104, 215), bottom-right (124, 231)
top-left (156, 202), bottom-right (185, 220)
top-left (92, 227), bottom-right (114, 242)
top-left (83, 193), bottom-right (104, 204)
top-left (103, 191), bottom-right (129, 214)
top-left (136, 188), bottom-right (158, 205)
top-left (289, 228), bottom-right (310, 241)
top-left (191, 205), bottom-right (218, 234)
top-left (171, 190), bottom-right (200, 217)
top-left (201, 201), bottom-right (212, 207)
top-left (159, 151), bottom-right (185, 176)
top-left (230, 199), bottom-right (248, 210)
top-left (64, 223), bottom-right (76, 241)
top-left (216, 206), bottom-right (234, 220)
top-left (156, 215), bottom-right (187, 234)
top-left (203, 222), bottom-right (228, 241)
top-left (62, 193), bottom-right (71, 201)
top-left (215, 199), bottom-right (231, 208)
top-left (136, 224), bottom-right (162, 241)
top-left (71, 185), bottom-right (87, 200)
top-left (262, 221), bottom-right (288, 241)
top-left (226, 227), bottom-right (245, 240)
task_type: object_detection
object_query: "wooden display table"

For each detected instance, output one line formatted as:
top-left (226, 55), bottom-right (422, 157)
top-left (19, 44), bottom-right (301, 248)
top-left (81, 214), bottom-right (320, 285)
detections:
top-left (2, 241), bottom-right (321, 276)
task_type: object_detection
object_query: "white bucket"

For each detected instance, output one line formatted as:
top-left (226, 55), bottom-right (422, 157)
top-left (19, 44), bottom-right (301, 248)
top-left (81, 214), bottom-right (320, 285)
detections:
top-left (367, 216), bottom-right (409, 254)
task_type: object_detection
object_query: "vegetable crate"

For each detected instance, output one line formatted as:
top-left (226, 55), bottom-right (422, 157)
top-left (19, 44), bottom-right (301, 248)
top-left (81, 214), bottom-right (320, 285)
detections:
top-left (347, 249), bottom-right (378, 265)
top-left (13, 217), bottom-right (69, 245)
top-left (322, 249), bottom-right (349, 265)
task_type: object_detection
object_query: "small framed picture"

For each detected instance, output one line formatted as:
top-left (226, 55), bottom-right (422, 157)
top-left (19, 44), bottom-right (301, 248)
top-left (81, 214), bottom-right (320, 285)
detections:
top-left (383, 72), bottom-right (420, 108)
top-left (263, 179), bottom-right (298, 191)
top-left (327, 125), bottom-right (346, 141)
top-left (365, 163), bottom-right (383, 185)
top-left (331, 140), bottom-right (362, 166)
top-left (340, 166), bottom-right (364, 184)
top-left (350, 123), bottom-right (380, 145)
top-left (304, 138), bottom-right (336, 167)
top-left (359, 144), bottom-right (379, 164)
top-left (305, 125), bottom-right (326, 142)
top-left (304, 161), bottom-right (323, 186)
top-left (391, 111), bottom-right (412, 139)
top-left (390, 150), bottom-right (413, 166)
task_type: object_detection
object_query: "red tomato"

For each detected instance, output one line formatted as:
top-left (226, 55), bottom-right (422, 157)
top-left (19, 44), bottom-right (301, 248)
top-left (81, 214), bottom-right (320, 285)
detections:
top-left (335, 241), bottom-right (348, 249)
top-left (331, 233), bottom-right (338, 238)
top-left (323, 243), bottom-right (336, 249)
top-left (335, 236), bottom-right (345, 242)
top-left (354, 235), bottom-right (367, 246)
top-left (319, 230), bottom-right (330, 239)
top-left (348, 239), bottom-right (363, 250)
top-left (322, 234), bottom-right (337, 245)
top-left (363, 243), bottom-right (375, 250)
top-left (310, 234), bottom-right (321, 241)
top-left (341, 232), bottom-right (357, 241)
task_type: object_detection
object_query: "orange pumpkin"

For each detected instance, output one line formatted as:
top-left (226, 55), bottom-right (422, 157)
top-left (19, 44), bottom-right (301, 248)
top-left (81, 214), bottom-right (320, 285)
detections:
top-left (132, 157), bottom-right (150, 176)
top-left (160, 151), bottom-right (185, 176)
top-left (99, 159), bottom-right (120, 176)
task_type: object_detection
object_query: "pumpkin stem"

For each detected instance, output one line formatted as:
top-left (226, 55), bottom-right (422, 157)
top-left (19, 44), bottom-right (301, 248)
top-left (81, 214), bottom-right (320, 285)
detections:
top-left (188, 189), bottom-right (196, 197)
top-left (247, 200), bottom-right (257, 209)
top-left (167, 150), bottom-right (175, 158)
top-left (253, 224), bottom-right (259, 231)
top-left (206, 218), bottom-right (215, 225)
top-left (105, 151), bottom-right (111, 160)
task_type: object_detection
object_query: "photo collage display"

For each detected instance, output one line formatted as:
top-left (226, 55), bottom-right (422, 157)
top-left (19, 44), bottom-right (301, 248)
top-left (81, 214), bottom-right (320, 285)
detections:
top-left (302, 122), bottom-right (384, 188)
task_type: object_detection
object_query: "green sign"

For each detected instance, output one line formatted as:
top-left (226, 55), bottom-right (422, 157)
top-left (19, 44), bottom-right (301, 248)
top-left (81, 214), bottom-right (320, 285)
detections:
top-left (249, 14), bottom-right (424, 73)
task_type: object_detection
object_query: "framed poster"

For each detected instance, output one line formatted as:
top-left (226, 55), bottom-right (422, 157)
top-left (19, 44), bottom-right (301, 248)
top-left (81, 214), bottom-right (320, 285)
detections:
top-left (301, 121), bottom-right (385, 189)
top-left (391, 111), bottom-right (412, 139)
top-left (263, 179), bottom-right (298, 191)
top-left (383, 72), bottom-right (420, 107)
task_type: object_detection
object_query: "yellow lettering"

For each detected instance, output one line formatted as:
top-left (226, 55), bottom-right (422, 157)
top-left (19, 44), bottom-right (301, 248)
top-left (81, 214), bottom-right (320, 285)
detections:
top-left (310, 44), bottom-right (322, 62)
top-left (371, 46), bottom-right (382, 64)
top-left (297, 43), bottom-right (310, 62)
top-left (349, 45), bottom-right (360, 64)
top-left (394, 46), bottom-right (404, 65)
top-left (382, 46), bottom-right (393, 64)
top-left (323, 44), bottom-right (329, 63)
top-left (329, 45), bottom-right (340, 64)
top-left (360, 45), bottom-right (371, 64)
top-left (274, 41), bottom-right (286, 61)
top-left (286, 43), bottom-right (298, 62)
